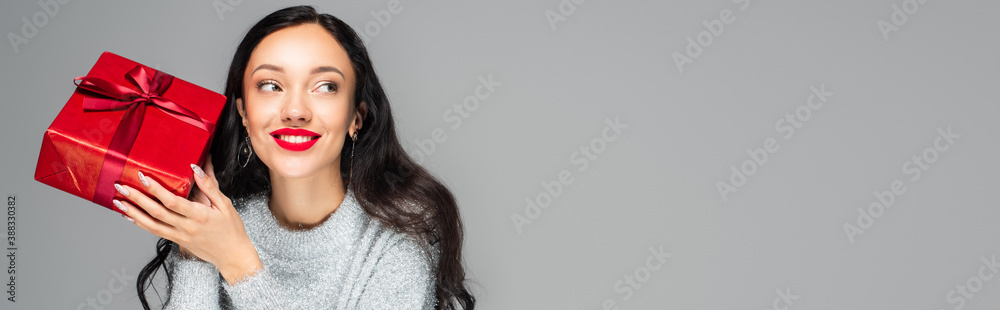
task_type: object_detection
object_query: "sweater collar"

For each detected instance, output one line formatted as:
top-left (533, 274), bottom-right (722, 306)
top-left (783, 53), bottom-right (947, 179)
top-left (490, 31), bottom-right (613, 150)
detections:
top-left (235, 188), bottom-right (366, 261)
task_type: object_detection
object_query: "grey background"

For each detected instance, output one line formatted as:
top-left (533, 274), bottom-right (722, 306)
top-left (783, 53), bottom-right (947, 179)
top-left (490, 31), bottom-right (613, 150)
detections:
top-left (2, 0), bottom-right (999, 309)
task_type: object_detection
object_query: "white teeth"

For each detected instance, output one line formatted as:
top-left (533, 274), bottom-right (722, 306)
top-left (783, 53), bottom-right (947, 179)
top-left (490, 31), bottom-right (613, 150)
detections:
top-left (277, 135), bottom-right (315, 143)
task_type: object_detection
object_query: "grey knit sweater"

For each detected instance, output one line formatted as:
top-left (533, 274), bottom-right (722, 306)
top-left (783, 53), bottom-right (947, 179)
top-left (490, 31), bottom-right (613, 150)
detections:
top-left (161, 188), bottom-right (437, 309)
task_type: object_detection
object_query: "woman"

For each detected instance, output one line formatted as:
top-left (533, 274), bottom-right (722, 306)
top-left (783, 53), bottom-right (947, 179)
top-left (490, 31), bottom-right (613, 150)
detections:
top-left (112, 5), bottom-right (475, 309)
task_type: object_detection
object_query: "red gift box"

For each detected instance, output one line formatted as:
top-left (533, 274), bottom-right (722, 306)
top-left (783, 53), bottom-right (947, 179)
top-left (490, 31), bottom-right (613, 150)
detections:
top-left (34, 51), bottom-right (225, 215)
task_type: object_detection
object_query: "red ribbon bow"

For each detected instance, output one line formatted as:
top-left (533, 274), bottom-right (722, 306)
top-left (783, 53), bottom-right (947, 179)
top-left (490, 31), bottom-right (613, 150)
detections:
top-left (73, 65), bottom-right (215, 207)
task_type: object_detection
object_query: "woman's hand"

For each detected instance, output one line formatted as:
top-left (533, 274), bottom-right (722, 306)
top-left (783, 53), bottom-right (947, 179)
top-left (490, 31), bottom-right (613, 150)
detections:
top-left (114, 155), bottom-right (263, 285)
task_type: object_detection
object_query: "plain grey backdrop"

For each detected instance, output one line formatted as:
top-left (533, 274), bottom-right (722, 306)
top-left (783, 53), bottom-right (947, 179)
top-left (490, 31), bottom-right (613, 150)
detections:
top-left (2, 0), bottom-right (999, 309)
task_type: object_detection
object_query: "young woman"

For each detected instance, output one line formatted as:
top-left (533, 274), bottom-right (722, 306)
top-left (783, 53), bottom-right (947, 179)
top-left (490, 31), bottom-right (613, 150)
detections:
top-left (112, 5), bottom-right (475, 309)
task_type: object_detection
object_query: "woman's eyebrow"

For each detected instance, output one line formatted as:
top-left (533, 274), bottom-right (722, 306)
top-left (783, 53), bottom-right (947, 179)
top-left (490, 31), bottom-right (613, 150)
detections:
top-left (250, 64), bottom-right (344, 78)
top-left (311, 66), bottom-right (344, 78)
top-left (251, 64), bottom-right (282, 75)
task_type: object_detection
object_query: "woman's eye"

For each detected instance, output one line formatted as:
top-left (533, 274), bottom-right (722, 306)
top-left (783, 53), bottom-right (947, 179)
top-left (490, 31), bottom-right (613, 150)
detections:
top-left (315, 82), bottom-right (338, 93)
top-left (257, 80), bottom-right (282, 92)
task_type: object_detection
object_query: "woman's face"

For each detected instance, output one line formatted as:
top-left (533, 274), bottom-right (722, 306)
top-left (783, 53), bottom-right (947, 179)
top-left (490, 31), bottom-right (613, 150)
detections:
top-left (237, 23), bottom-right (363, 180)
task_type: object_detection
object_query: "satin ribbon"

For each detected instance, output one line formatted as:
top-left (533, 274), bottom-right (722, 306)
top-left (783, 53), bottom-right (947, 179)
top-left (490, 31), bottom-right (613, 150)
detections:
top-left (74, 65), bottom-right (215, 207)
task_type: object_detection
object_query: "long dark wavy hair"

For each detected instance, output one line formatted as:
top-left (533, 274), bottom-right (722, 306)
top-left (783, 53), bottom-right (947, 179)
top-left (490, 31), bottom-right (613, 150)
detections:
top-left (135, 5), bottom-right (475, 309)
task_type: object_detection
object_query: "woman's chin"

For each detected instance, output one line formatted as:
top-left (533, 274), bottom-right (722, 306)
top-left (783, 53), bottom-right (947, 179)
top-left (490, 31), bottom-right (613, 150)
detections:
top-left (266, 159), bottom-right (339, 180)
top-left (266, 160), bottom-right (319, 179)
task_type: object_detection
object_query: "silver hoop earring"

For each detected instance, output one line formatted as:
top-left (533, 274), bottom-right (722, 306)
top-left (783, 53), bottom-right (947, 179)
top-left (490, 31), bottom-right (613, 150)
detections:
top-left (348, 131), bottom-right (358, 188)
top-left (239, 136), bottom-right (253, 168)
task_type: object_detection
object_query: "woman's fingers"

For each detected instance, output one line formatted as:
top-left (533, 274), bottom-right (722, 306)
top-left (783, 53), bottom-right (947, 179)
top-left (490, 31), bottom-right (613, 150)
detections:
top-left (121, 171), bottom-right (195, 221)
top-left (188, 183), bottom-right (210, 207)
top-left (187, 155), bottom-right (215, 206)
top-left (190, 163), bottom-right (232, 213)
top-left (115, 198), bottom-right (178, 241)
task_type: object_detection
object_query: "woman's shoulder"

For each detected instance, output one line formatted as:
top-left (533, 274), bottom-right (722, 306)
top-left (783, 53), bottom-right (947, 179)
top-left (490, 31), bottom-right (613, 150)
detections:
top-left (353, 220), bottom-right (439, 309)
top-left (360, 224), bottom-right (439, 286)
top-left (359, 211), bottom-right (439, 268)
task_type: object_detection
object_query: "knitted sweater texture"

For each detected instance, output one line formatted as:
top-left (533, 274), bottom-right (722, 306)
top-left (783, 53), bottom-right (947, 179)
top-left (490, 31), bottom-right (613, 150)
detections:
top-left (161, 188), bottom-right (437, 309)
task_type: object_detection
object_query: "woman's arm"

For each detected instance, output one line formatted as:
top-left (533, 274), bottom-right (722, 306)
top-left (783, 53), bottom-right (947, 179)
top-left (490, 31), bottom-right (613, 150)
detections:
top-left (219, 264), bottom-right (291, 309)
top-left (163, 243), bottom-right (223, 310)
top-left (117, 158), bottom-right (270, 307)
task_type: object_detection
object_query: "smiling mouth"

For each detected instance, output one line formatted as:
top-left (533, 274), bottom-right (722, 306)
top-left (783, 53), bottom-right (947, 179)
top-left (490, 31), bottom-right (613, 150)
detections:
top-left (271, 134), bottom-right (321, 151)
top-left (273, 135), bottom-right (319, 144)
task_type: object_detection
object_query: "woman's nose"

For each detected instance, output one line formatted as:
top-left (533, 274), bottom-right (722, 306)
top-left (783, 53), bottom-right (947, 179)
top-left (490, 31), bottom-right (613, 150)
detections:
top-left (281, 94), bottom-right (311, 123)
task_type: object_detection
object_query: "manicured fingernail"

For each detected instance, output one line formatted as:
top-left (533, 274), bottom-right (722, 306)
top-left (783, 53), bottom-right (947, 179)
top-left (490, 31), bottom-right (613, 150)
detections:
top-left (113, 199), bottom-right (127, 213)
top-left (191, 164), bottom-right (206, 179)
top-left (114, 183), bottom-right (129, 197)
top-left (122, 214), bottom-right (134, 223)
top-left (137, 171), bottom-right (150, 187)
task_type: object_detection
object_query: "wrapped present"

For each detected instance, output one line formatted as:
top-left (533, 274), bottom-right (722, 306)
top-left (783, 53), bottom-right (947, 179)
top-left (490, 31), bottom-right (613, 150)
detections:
top-left (34, 51), bottom-right (225, 215)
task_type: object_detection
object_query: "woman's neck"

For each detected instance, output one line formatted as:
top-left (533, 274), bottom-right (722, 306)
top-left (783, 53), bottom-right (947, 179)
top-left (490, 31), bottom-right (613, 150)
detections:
top-left (267, 165), bottom-right (347, 231)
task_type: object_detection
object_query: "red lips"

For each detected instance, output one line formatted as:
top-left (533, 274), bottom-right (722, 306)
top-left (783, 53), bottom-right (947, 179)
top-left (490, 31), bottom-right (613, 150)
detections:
top-left (269, 128), bottom-right (321, 152)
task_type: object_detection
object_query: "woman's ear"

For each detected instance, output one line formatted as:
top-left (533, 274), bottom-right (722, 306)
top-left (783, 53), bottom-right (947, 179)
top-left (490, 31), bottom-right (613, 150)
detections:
top-left (352, 101), bottom-right (368, 132)
top-left (235, 98), bottom-right (248, 128)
